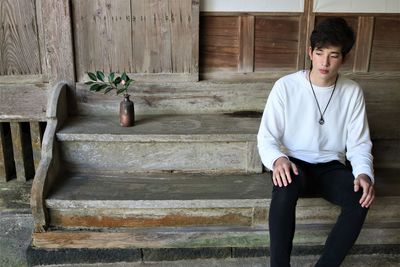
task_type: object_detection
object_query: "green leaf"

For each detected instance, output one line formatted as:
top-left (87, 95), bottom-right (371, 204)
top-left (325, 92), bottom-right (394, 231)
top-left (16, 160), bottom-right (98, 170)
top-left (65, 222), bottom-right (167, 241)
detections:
top-left (104, 86), bottom-right (114, 94)
top-left (90, 83), bottom-right (101, 91)
top-left (125, 79), bottom-right (134, 88)
top-left (114, 77), bottom-right (122, 86)
top-left (108, 72), bottom-right (115, 83)
top-left (116, 88), bottom-right (127, 95)
top-left (96, 71), bottom-right (105, 82)
top-left (85, 81), bottom-right (95, 85)
top-left (121, 72), bottom-right (127, 81)
top-left (88, 72), bottom-right (97, 81)
top-left (96, 84), bottom-right (108, 92)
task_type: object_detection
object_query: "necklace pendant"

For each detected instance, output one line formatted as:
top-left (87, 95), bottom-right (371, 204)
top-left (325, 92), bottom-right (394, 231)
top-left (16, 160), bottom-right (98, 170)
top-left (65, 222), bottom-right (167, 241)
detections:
top-left (319, 118), bottom-right (325, 125)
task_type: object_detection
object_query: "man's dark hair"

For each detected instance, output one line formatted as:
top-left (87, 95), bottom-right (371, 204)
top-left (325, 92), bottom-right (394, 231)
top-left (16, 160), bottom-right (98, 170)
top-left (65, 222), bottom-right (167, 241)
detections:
top-left (310, 17), bottom-right (355, 58)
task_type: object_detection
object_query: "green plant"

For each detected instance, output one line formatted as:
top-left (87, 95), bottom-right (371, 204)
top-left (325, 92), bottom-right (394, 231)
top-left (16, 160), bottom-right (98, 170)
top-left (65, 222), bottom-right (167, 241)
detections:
top-left (85, 71), bottom-right (134, 95)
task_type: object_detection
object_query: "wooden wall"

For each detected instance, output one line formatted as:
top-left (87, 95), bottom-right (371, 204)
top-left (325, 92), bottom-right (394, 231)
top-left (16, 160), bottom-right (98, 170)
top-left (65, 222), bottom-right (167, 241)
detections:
top-left (72, 0), bottom-right (199, 82)
top-left (200, 13), bottom-right (400, 78)
top-left (0, 0), bottom-right (44, 78)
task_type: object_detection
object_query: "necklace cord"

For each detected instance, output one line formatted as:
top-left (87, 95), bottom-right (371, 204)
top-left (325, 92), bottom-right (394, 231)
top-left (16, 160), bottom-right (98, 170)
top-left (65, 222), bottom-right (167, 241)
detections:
top-left (308, 71), bottom-right (338, 125)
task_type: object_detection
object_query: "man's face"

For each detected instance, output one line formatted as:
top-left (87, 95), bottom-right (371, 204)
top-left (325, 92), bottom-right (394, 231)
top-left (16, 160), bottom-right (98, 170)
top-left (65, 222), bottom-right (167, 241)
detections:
top-left (308, 45), bottom-right (344, 85)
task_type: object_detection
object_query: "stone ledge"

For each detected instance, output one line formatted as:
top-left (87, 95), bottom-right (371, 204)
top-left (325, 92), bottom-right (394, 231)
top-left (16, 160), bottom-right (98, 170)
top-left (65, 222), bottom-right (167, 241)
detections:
top-left (26, 244), bottom-right (400, 266)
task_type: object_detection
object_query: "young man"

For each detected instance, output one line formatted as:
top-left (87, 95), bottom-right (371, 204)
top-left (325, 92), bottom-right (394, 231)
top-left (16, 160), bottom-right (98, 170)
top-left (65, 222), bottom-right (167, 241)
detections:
top-left (257, 17), bottom-right (375, 267)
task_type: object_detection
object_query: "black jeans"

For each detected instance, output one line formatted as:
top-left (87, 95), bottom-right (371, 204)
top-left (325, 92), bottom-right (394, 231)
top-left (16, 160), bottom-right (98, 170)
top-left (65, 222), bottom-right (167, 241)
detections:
top-left (269, 157), bottom-right (368, 267)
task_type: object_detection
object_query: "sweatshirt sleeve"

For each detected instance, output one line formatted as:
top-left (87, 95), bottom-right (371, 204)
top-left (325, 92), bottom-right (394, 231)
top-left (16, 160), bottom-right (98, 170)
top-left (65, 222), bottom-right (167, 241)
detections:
top-left (346, 88), bottom-right (375, 183)
top-left (257, 81), bottom-right (288, 171)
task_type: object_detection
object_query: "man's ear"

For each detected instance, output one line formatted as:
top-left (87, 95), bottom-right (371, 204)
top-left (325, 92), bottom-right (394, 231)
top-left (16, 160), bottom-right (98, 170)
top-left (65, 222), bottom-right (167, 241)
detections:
top-left (342, 54), bottom-right (347, 64)
top-left (308, 47), bottom-right (313, 60)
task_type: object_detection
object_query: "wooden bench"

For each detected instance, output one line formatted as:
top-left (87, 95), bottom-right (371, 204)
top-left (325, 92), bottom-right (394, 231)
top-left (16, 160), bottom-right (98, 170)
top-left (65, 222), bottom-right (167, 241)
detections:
top-left (0, 82), bottom-right (69, 232)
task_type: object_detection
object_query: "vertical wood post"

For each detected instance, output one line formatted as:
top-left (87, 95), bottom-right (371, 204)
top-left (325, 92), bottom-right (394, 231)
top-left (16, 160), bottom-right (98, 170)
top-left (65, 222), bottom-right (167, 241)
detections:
top-left (191, 0), bottom-right (200, 80)
top-left (10, 122), bottom-right (26, 181)
top-left (0, 123), bottom-right (17, 182)
top-left (0, 123), bottom-right (10, 182)
top-left (41, 0), bottom-right (75, 112)
top-left (354, 17), bottom-right (374, 72)
top-left (239, 16), bottom-right (255, 73)
top-left (30, 122), bottom-right (43, 171)
top-left (304, 0), bottom-right (315, 69)
top-left (10, 122), bottom-right (35, 181)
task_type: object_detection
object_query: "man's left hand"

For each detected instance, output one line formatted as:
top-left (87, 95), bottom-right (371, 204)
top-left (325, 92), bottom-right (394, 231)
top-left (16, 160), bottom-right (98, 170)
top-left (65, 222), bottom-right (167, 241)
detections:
top-left (354, 174), bottom-right (375, 208)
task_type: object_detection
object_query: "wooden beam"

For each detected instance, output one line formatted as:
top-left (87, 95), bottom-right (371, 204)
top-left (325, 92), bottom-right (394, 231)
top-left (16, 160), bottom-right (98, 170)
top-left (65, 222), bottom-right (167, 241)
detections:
top-left (297, 0), bottom-right (312, 70)
top-left (191, 0), bottom-right (200, 78)
top-left (41, 0), bottom-right (75, 112)
top-left (30, 122), bottom-right (43, 172)
top-left (10, 122), bottom-right (26, 181)
top-left (0, 123), bottom-right (13, 182)
top-left (304, 0), bottom-right (315, 69)
top-left (10, 122), bottom-right (35, 181)
top-left (0, 84), bottom-right (47, 121)
top-left (354, 17), bottom-right (374, 72)
top-left (239, 16), bottom-right (255, 73)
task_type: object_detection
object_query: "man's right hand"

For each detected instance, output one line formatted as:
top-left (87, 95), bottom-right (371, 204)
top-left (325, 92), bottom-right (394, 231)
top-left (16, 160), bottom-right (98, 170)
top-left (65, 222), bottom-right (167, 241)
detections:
top-left (272, 157), bottom-right (298, 187)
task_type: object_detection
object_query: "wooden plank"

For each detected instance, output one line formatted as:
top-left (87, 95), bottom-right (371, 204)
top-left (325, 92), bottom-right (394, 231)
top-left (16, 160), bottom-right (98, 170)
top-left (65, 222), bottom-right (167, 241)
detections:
top-left (41, 0), bottom-right (75, 112)
top-left (49, 208), bottom-right (254, 228)
top-left (239, 16), bottom-right (254, 73)
top-left (10, 122), bottom-right (26, 181)
top-left (199, 16), bottom-right (240, 72)
top-left (353, 16), bottom-right (374, 72)
top-left (73, 0), bottom-right (132, 81)
top-left (298, 0), bottom-right (312, 70)
top-left (0, 84), bottom-right (47, 121)
top-left (169, 0), bottom-right (194, 74)
top-left (304, 0), bottom-right (315, 70)
top-left (35, 0), bottom-right (47, 78)
top-left (32, 221), bottom-right (400, 249)
top-left (191, 0), bottom-right (200, 78)
top-left (30, 121), bottom-right (42, 171)
top-left (131, 0), bottom-right (172, 74)
top-left (75, 81), bottom-right (271, 116)
top-left (0, 0), bottom-right (41, 76)
top-left (254, 16), bottom-right (300, 71)
top-left (0, 123), bottom-right (15, 181)
top-left (10, 122), bottom-right (35, 181)
top-left (0, 122), bottom-right (11, 182)
top-left (370, 16), bottom-right (400, 72)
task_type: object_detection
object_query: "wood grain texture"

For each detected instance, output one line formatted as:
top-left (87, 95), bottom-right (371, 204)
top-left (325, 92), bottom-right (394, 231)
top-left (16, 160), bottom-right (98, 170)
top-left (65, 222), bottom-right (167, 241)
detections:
top-left (0, 0), bottom-right (41, 76)
top-left (199, 16), bottom-right (240, 71)
top-left (10, 122), bottom-right (26, 181)
top-left (30, 121), bottom-right (43, 171)
top-left (169, 0), bottom-right (194, 74)
top-left (254, 16), bottom-right (300, 71)
top-left (239, 16), bottom-right (254, 73)
top-left (353, 17), bottom-right (374, 72)
top-left (132, 0), bottom-right (172, 73)
top-left (370, 16), bottom-right (400, 72)
top-left (73, 0), bottom-right (132, 80)
top-left (0, 84), bottom-right (47, 121)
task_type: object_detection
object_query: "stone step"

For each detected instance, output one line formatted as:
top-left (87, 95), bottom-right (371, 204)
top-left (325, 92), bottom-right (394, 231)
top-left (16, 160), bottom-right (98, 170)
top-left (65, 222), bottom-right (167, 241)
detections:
top-left (46, 172), bottom-right (271, 228)
top-left (45, 171), bottom-right (400, 229)
top-left (32, 223), bottom-right (400, 250)
top-left (57, 114), bottom-right (262, 173)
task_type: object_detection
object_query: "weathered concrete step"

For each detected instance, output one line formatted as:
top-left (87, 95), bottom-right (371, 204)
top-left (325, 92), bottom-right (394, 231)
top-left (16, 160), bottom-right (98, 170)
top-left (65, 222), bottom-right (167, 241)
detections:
top-left (32, 223), bottom-right (400, 250)
top-left (57, 114), bottom-right (262, 173)
top-left (45, 171), bottom-right (400, 229)
top-left (46, 172), bottom-right (270, 228)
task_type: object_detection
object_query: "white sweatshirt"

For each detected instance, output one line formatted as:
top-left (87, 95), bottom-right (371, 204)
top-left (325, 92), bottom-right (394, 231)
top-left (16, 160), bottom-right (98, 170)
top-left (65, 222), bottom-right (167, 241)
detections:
top-left (257, 70), bottom-right (374, 183)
